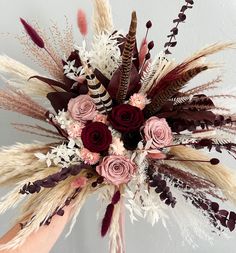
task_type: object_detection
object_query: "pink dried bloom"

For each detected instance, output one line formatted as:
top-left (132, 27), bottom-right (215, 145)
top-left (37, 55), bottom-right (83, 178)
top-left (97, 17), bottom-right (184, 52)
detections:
top-left (143, 116), bottom-right (173, 149)
top-left (129, 93), bottom-right (150, 110)
top-left (68, 95), bottom-right (97, 122)
top-left (67, 122), bottom-right (84, 139)
top-left (93, 114), bottom-right (108, 125)
top-left (109, 137), bottom-right (125, 155)
top-left (96, 155), bottom-right (137, 186)
top-left (71, 176), bottom-right (88, 189)
top-left (80, 148), bottom-right (100, 165)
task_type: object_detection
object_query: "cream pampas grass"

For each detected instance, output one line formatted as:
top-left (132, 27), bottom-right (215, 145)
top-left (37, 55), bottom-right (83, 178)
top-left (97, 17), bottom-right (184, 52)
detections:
top-left (0, 143), bottom-right (53, 186)
top-left (168, 145), bottom-right (236, 204)
top-left (0, 166), bottom-right (59, 216)
top-left (92, 0), bottom-right (114, 34)
top-left (0, 55), bottom-right (55, 96)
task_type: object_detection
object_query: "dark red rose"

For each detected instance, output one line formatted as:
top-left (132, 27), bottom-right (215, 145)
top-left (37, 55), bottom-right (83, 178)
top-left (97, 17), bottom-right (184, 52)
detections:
top-left (108, 104), bottom-right (144, 133)
top-left (81, 122), bottom-right (112, 153)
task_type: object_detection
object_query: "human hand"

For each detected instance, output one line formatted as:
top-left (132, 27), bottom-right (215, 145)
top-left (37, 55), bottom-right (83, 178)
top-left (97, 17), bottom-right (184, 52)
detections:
top-left (0, 205), bottom-right (74, 253)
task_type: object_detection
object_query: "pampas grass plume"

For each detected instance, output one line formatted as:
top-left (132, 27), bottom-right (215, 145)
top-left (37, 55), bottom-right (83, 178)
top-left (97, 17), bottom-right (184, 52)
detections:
top-left (77, 9), bottom-right (88, 37)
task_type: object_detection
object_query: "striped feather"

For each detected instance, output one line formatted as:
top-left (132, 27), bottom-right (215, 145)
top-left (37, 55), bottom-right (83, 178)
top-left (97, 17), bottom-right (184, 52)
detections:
top-left (86, 73), bottom-right (112, 114)
top-left (145, 66), bottom-right (207, 117)
top-left (116, 11), bottom-right (137, 103)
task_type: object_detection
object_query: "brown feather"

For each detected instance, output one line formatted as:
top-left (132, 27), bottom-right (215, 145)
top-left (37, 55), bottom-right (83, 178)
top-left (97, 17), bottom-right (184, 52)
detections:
top-left (144, 66), bottom-right (207, 117)
top-left (116, 11), bottom-right (137, 103)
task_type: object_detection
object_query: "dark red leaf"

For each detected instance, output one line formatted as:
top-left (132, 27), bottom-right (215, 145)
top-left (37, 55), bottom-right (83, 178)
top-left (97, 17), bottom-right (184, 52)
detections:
top-left (94, 69), bottom-right (110, 88)
top-left (227, 219), bottom-right (235, 232)
top-left (47, 92), bottom-right (77, 112)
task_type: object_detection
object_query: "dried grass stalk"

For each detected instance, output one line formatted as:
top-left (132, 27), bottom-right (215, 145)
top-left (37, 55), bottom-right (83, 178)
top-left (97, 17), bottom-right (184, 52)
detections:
top-left (0, 143), bottom-right (53, 186)
top-left (0, 87), bottom-right (49, 121)
top-left (0, 55), bottom-right (55, 96)
top-left (169, 146), bottom-right (236, 204)
top-left (92, 0), bottom-right (114, 34)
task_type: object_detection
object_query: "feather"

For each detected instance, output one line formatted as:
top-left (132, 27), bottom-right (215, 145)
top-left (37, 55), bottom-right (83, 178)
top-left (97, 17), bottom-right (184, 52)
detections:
top-left (92, 0), bottom-right (114, 34)
top-left (86, 72), bottom-right (112, 114)
top-left (168, 146), bottom-right (236, 204)
top-left (117, 11), bottom-right (137, 103)
top-left (145, 43), bottom-right (234, 116)
top-left (145, 66), bottom-right (208, 117)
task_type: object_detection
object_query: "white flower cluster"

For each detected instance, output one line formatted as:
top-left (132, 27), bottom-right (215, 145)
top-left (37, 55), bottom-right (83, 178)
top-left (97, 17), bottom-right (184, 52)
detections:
top-left (35, 139), bottom-right (81, 168)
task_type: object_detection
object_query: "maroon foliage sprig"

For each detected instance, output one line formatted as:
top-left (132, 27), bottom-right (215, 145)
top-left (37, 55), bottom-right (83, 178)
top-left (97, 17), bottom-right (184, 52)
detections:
top-left (101, 190), bottom-right (121, 237)
top-left (164, 0), bottom-right (194, 55)
top-left (19, 164), bottom-right (91, 195)
top-left (157, 164), bottom-right (236, 232)
top-left (148, 168), bottom-right (176, 208)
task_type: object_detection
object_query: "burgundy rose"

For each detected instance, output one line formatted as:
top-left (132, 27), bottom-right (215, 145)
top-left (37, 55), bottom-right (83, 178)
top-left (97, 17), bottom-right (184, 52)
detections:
top-left (108, 104), bottom-right (144, 133)
top-left (81, 122), bottom-right (112, 153)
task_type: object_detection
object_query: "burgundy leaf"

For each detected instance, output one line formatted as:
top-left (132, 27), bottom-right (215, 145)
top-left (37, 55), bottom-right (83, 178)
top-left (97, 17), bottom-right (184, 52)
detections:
top-left (20, 18), bottom-right (45, 48)
top-left (108, 64), bottom-right (141, 100)
top-left (47, 92), bottom-right (77, 112)
top-left (227, 219), bottom-right (235, 232)
top-left (178, 13), bottom-right (187, 21)
top-left (94, 69), bottom-right (110, 88)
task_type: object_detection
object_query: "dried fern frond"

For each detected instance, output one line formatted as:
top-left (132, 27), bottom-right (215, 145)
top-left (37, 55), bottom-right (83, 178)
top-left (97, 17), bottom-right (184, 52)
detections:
top-left (168, 146), bottom-right (236, 204)
top-left (0, 55), bottom-right (55, 96)
top-left (0, 87), bottom-right (50, 121)
top-left (90, 33), bottom-right (121, 79)
top-left (92, 0), bottom-right (114, 34)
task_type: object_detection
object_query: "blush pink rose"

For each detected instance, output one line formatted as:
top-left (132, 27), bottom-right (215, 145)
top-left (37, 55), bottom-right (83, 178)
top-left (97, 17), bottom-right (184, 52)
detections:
top-left (96, 155), bottom-right (137, 186)
top-left (143, 116), bottom-right (173, 149)
top-left (68, 95), bottom-right (97, 122)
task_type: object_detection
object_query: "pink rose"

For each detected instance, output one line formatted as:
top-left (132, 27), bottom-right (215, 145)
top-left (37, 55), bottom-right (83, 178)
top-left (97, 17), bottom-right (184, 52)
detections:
top-left (96, 155), bottom-right (137, 186)
top-left (68, 95), bottom-right (97, 122)
top-left (80, 148), bottom-right (100, 165)
top-left (143, 116), bottom-right (173, 149)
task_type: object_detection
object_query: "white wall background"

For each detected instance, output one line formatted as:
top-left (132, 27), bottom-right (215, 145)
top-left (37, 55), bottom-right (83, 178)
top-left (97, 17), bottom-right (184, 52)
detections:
top-left (1, 0), bottom-right (236, 252)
